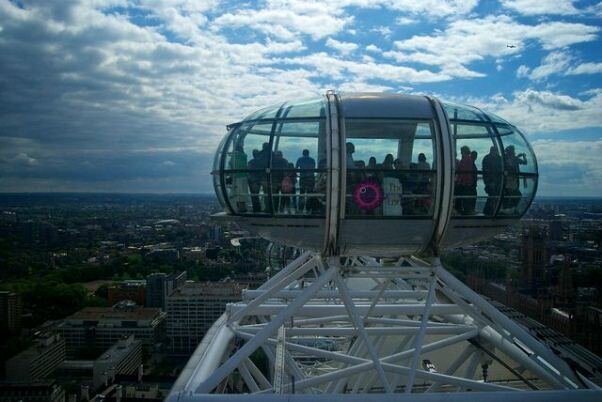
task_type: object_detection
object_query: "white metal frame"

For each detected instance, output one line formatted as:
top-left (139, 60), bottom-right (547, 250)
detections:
top-left (168, 252), bottom-right (600, 401)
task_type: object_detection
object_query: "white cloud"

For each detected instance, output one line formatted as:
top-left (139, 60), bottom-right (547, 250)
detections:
top-left (211, 0), bottom-right (479, 42)
top-left (276, 52), bottom-right (451, 83)
top-left (382, 0), bottom-right (479, 17)
top-left (528, 51), bottom-right (573, 81)
top-left (365, 44), bottom-right (382, 53)
top-left (531, 140), bottom-right (602, 196)
top-left (500, 0), bottom-right (580, 16)
top-left (515, 89), bottom-right (583, 111)
top-left (395, 17), bottom-right (416, 26)
top-left (372, 26), bottom-right (392, 39)
top-left (338, 81), bottom-right (394, 93)
top-left (468, 89), bottom-right (602, 133)
top-left (516, 65), bottom-right (530, 78)
top-left (212, 2), bottom-right (353, 41)
top-left (521, 51), bottom-right (602, 80)
top-left (530, 21), bottom-right (599, 50)
top-left (567, 62), bottom-right (602, 75)
top-left (361, 54), bottom-right (375, 63)
top-left (0, 1), bottom-right (324, 166)
top-left (325, 38), bottom-right (358, 55)
top-left (388, 15), bottom-right (599, 77)
top-left (585, 2), bottom-right (602, 16)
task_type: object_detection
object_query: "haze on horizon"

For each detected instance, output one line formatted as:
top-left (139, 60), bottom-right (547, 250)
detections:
top-left (0, 0), bottom-right (601, 196)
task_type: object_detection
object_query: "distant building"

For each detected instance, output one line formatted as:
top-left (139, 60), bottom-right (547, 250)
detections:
top-left (549, 219), bottom-right (563, 241)
top-left (107, 280), bottom-right (146, 306)
top-left (211, 225), bottom-right (223, 243)
top-left (145, 271), bottom-right (186, 310)
top-left (0, 291), bottom-right (22, 334)
top-left (5, 333), bottom-right (66, 382)
top-left (59, 304), bottom-right (165, 358)
top-left (0, 380), bottom-right (65, 402)
top-left (93, 336), bottom-right (142, 390)
top-left (555, 257), bottom-right (574, 307)
top-left (166, 281), bottom-right (245, 355)
top-left (520, 225), bottom-right (548, 292)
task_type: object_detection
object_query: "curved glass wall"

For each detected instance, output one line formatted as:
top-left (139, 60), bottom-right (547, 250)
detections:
top-left (213, 133), bottom-right (230, 211)
top-left (216, 98), bottom-right (327, 217)
top-left (444, 102), bottom-right (538, 218)
top-left (214, 96), bottom-right (537, 223)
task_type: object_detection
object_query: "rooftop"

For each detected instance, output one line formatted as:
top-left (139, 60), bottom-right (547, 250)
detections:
top-left (66, 306), bottom-right (163, 321)
top-left (96, 336), bottom-right (141, 365)
top-left (171, 281), bottom-right (245, 297)
top-left (7, 334), bottom-right (63, 361)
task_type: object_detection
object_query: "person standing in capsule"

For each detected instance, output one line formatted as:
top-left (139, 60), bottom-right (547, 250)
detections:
top-left (296, 149), bottom-right (316, 213)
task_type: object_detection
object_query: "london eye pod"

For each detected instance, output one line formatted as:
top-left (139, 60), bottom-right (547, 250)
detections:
top-left (212, 92), bottom-right (538, 257)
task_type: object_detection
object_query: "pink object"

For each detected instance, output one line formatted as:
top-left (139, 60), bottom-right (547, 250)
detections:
top-left (353, 180), bottom-right (383, 210)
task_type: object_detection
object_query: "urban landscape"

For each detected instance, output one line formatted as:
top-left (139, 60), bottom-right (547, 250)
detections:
top-left (1, 2), bottom-right (602, 400)
top-left (0, 193), bottom-right (600, 400)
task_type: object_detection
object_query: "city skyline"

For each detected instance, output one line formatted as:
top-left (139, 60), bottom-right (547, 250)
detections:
top-left (0, 1), bottom-right (601, 196)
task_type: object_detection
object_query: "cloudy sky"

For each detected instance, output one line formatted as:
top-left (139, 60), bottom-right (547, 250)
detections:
top-left (0, 0), bottom-right (601, 196)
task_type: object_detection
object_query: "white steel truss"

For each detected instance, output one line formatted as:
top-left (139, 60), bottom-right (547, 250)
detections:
top-left (168, 252), bottom-right (601, 401)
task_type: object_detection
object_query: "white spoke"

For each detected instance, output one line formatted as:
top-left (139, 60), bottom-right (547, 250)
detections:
top-left (238, 361), bottom-right (260, 393)
top-left (243, 358), bottom-right (271, 390)
top-left (196, 262), bottom-right (339, 393)
top-left (405, 273), bottom-right (437, 393)
top-left (335, 273), bottom-right (393, 393)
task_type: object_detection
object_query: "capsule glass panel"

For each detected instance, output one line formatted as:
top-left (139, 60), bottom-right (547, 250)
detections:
top-left (452, 122), bottom-right (501, 216)
top-left (445, 101), bottom-right (537, 219)
top-left (496, 124), bottom-right (537, 174)
top-left (219, 97), bottom-right (327, 217)
top-left (344, 119), bottom-right (436, 217)
top-left (444, 102), bottom-right (487, 122)
top-left (213, 132), bottom-right (230, 210)
top-left (243, 104), bottom-right (282, 121)
top-left (497, 124), bottom-right (537, 216)
top-left (271, 118), bottom-right (326, 216)
top-left (223, 122), bottom-right (272, 214)
top-left (279, 98), bottom-right (326, 119)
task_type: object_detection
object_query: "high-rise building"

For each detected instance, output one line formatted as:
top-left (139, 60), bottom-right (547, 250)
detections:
top-left (145, 271), bottom-right (186, 310)
top-left (59, 304), bottom-right (165, 358)
top-left (521, 225), bottom-right (548, 292)
top-left (145, 273), bottom-right (167, 309)
top-left (549, 219), bottom-right (563, 241)
top-left (166, 282), bottom-right (244, 355)
top-left (5, 333), bottom-right (66, 382)
top-left (0, 291), bottom-right (22, 334)
top-left (556, 256), bottom-right (575, 306)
